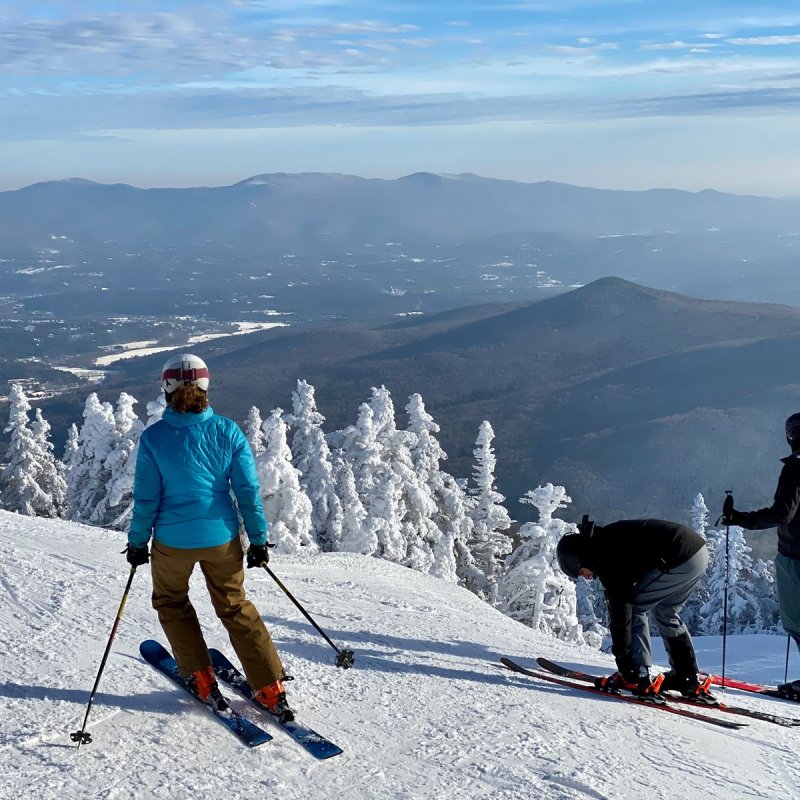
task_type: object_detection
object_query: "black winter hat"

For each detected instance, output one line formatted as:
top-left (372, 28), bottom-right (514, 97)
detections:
top-left (786, 413), bottom-right (800, 440)
top-left (557, 534), bottom-right (588, 579)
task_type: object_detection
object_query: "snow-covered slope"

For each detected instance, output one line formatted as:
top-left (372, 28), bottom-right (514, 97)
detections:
top-left (1, 510), bottom-right (799, 800)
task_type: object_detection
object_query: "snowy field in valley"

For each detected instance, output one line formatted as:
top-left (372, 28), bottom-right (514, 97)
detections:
top-left (2, 511), bottom-right (799, 800)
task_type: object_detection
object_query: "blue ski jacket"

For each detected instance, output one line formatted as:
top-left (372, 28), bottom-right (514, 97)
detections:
top-left (128, 406), bottom-right (268, 550)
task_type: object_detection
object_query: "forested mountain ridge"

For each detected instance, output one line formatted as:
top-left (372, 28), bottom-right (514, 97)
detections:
top-left (36, 278), bottom-right (800, 548)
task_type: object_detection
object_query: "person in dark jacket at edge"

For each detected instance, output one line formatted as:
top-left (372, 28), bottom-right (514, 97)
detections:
top-left (723, 412), bottom-right (800, 698)
top-left (557, 517), bottom-right (716, 705)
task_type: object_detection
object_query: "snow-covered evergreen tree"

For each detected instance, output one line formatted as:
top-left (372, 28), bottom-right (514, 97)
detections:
top-left (66, 393), bottom-right (117, 524)
top-left (406, 393), bottom-right (459, 583)
top-left (690, 492), bottom-right (710, 538)
top-left (145, 393), bottom-right (166, 427)
top-left (497, 483), bottom-right (584, 643)
top-left (31, 407), bottom-right (67, 518)
top-left (0, 385), bottom-right (55, 517)
top-left (245, 405), bottom-right (265, 458)
top-left (575, 576), bottom-right (608, 649)
top-left (751, 557), bottom-right (780, 633)
top-left (334, 451), bottom-right (376, 554)
top-left (682, 491), bottom-right (712, 633)
top-left (289, 380), bottom-right (343, 552)
top-left (340, 397), bottom-right (407, 562)
top-left (465, 421), bottom-right (512, 603)
top-left (256, 408), bottom-right (316, 554)
top-left (700, 525), bottom-right (765, 634)
top-left (103, 393), bottom-right (144, 530)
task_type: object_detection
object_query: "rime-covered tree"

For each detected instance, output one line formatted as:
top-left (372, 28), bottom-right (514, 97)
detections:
top-left (406, 393), bottom-right (459, 583)
top-left (498, 484), bottom-right (584, 643)
top-left (289, 380), bottom-right (343, 551)
top-left (341, 398), bottom-right (406, 562)
top-left (700, 525), bottom-right (765, 634)
top-left (103, 393), bottom-right (144, 530)
top-left (0, 385), bottom-right (55, 516)
top-left (465, 421), bottom-right (512, 603)
top-left (256, 408), bottom-right (316, 554)
top-left (682, 492), bottom-right (712, 632)
top-left (31, 407), bottom-right (67, 518)
top-left (66, 393), bottom-right (117, 524)
top-left (334, 452), bottom-right (376, 554)
top-left (145, 393), bottom-right (166, 427)
top-left (690, 492), bottom-right (710, 538)
top-left (245, 405), bottom-right (265, 458)
top-left (575, 577), bottom-right (608, 649)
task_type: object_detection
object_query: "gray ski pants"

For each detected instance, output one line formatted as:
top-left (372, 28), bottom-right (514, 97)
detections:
top-left (630, 547), bottom-right (709, 670)
top-left (776, 553), bottom-right (800, 653)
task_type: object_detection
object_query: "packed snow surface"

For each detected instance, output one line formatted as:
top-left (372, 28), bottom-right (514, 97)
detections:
top-left (2, 511), bottom-right (799, 800)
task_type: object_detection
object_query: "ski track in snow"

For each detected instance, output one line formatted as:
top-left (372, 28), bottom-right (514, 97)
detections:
top-left (1, 511), bottom-right (799, 800)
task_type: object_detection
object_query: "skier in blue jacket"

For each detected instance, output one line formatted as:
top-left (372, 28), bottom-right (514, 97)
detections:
top-left (126, 353), bottom-right (293, 721)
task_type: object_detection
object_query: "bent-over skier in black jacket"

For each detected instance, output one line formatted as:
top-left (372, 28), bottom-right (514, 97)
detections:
top-left (557, 518), bottom-right (715, 704)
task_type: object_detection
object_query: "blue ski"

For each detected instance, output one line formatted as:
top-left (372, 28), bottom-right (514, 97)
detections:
top-left (139, 640), bottom-right (272, 748)
top-left (209, 648), bottom-right (343, 760)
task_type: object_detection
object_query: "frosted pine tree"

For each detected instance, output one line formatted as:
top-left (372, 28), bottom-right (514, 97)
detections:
top-left (245, 406), bottom-right (265, 458)
top-left (700, 525), bottom-right (764, 634)
top-left (66, 393), bottom-right (117, 524)
top-left (406, 393), bottom-right (458, 582)
top-left (0, 385), bottom-right (53, 516)
top-left (334, 452), bottom-right (376, 554)
top-left (289, 380), bottom-right (343, 551)
top-left (497, 484), bottom-right (584, 643)
top-left (145, 393), bottom-right (167, 427)
top-left (690, 492), bottom-right (710, 538)
top-left (341, 397), bottom-right (408, 563)
top-left (256, 408), bottom-right (316, 554)
top-left (465, 421), bottom-right (512, 603)
top-left (31, 408), bottom-right (68, 518)
top-left (103, 393), bottom-right (144, 530)
top-left (575, 577), bottom-right (608, 649)
top-left (682, 491), bottom-right (712, 632)
top-left (751, 557), bottom-right (780, 633)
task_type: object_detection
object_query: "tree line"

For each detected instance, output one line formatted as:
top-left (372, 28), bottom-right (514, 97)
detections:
top-left (0, 381), bottom-right (783, 644)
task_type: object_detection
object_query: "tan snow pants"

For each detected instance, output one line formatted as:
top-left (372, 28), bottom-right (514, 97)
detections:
top-left (150, 537), bottom-right (284, 690)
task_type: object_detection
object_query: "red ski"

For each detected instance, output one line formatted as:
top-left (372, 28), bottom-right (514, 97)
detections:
top-left (500, 657), bottom-right (746, 730)
top-left (535, 657), bottom-right (800, 728)
top-left (709, 673), bottom-right (800, 703)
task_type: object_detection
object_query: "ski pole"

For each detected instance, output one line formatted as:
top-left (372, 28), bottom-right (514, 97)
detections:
top-left (785, 635), bottom-right (791, 684)
top-left (71, 565), bottom-right (138, 748)
top-left (258, 562), bottom-right (354, 669)
top-left (720, 491), bottom-right (733, 692)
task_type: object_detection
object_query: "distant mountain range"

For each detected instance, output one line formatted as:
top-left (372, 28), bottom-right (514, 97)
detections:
top-left (4, 172), bottom-right (800, 251)
top-left (3, 172), bottom-right (800, 323)
top-left (41, 276), bottom-right (800, 557)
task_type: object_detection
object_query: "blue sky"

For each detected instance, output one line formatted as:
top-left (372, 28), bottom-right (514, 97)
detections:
top-left (2, 0), bottom-right (800, 193)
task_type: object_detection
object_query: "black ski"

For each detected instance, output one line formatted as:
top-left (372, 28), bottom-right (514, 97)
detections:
top-left (139, 640), bottom-right (272, 748)
top-left (536, 657), bottom-right (800, 728)
top-left (209, 648), bottom-right (343, 760)
top-left (500, 657), bottom-right (746, 730)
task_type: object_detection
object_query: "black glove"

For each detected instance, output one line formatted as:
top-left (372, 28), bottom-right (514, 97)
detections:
top-left (721, 492), bottom-right (735, 526)
top-left (125, 544), bottom-right (150, 567)
top-left (246, 543), bottom-right (270, 569)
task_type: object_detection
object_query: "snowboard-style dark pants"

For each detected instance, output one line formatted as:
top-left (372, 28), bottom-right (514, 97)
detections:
top-left (630, 547), bottom-right (709, 670)
top-left (150, 537), bottom-right (284, 690)
top-left (776, 553), bottom-right (800, 653)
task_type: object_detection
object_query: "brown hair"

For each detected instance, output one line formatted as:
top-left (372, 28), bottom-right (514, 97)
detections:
top-left (168, 384), bottom-right (209, 414)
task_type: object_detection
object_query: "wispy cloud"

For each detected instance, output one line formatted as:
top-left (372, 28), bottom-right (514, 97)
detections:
top-left (728, 33), bottom-right (800, 46)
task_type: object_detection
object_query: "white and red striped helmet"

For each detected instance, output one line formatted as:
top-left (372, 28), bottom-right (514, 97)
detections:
top-left (161, 353), bottom-right (210, 394)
